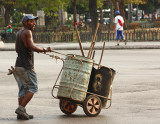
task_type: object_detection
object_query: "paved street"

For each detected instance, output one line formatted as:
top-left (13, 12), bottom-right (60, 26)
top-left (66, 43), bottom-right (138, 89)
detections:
top-left (1, 41), bottom-right (160, 51)
top-left (0, 49), bottom-right (160, 124)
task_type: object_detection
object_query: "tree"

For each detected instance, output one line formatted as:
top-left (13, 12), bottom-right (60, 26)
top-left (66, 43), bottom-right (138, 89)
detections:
top-left (0, 0), bottom-right (16, 26)
top-left (66, 0), bottom-right (89, 24)
top-left (0, 0), bottom-right (63, 26)
top-left (89, 0), bottom-right (104, 34)
top-left (9, 8), bottom-right (23, 26)
top-left (139, 0), bottom-right (160, 16)
top-left (89, 0), bottom-right (98, 35)
top-left (71, 0), bottom-right (77, 24)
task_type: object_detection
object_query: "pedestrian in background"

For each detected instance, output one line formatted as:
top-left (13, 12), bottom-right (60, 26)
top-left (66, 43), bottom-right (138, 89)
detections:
top-left (153, 12), bottom-right (158, 20)
top-left (79, 21), bottom-right (84, 31)
top-left (6, 25), bottom-right (13, 33)
top-left (14, 15), bottom-right (52, 120)
top-left (114, 10), bottom-right (126, 46)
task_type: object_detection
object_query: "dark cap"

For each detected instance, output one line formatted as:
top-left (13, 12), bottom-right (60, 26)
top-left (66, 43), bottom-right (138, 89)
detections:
top-left (22, 15), bottom-right (38, 24)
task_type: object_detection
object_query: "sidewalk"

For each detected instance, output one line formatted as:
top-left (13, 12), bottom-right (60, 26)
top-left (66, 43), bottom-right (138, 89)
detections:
top-left (0, 41), bottom-right (160, 51)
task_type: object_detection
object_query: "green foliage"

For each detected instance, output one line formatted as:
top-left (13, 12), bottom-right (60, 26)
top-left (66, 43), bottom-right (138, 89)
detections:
top-left (139, 0), bottom-right (160, 14)
top-left (64, 20), bottom-right (73, 26)
top-left (15, 0), bottom-right (40, 13)
top-left (0, 0), bottom-right (16, 7)
top-left (65, 0), bottom-right (105, 15)
top-left (40, 0), bottom-right (61, 15)
top-left (125, 0), bottom-right (147, 5)
top-left (10, 8), bottom-right (23, 26)
top-left (0, 0), bottom-right (113, 26)
top-left (97, 0), bottom-right (105, 8)
top-left (0, 17), bottom-right (5, 26)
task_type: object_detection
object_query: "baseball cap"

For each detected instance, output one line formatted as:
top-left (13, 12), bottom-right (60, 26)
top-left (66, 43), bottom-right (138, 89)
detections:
top-left (22, 15), bottom-right (38, 24)
top-left (8, 25), bottom-right (12, 28)
top-left (115, 10), bottom-right (120, 15)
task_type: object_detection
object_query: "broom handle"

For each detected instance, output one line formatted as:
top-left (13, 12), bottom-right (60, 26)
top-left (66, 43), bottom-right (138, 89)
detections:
top-left (75, 25), bottom-right (85, 57)
top-left (87, 22), bottom-right (100, 58)
top-left (98, 42), bottom-right (105, 69)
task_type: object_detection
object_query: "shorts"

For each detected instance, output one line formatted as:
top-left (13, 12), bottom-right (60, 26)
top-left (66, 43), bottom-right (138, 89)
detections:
top-left (14, 67), bottom-right (38, 98)
top-left (116, 30), bottom-right (125, 40)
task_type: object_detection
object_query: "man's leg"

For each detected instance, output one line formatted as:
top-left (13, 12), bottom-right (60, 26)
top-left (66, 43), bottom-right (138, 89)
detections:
top-left (14, 69), bottom-right (33, 119)
top-left (18, 96), bottom-right (24, 105)
top-left (14, 69), bottom-right (29, 120)
top-left (117, 40), bottom-right (120, 46)
top-left (120, 31), bottom-right (127, 45)
top-left (16, 92), bottom-right (34, 120)
top-left (15, 68), bottom-right (37, 120)
top-left (17, 92), bottom-right (34, 120)
top-left (21, 91), bottom-right (33, 107)
top-left (116, 30), bottom-right (120, 46)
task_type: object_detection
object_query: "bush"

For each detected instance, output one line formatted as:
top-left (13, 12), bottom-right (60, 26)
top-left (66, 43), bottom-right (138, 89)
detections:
top-left (127, 23), bottom-right (140, 29)
top-left (153, 21), bottom-right (160, 27)
top-left (0, 17), bottom-right (5, 26)
top-left (65, 20), bottom-right (73, 26)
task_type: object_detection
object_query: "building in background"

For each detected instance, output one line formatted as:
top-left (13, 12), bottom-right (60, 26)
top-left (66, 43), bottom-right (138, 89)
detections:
top-left (37, 10), bottom-right (45, 26)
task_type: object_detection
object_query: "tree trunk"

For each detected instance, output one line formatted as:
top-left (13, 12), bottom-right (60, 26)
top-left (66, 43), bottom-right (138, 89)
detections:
top-left (100, 7), bottom-right (103, 24)
top-left (128, 3), bottom-right (133, 23)
top-left (119, 0), bottom-right (125, 20)
top-left (71, 0), bottom-right (77, 24)
top-left (110, 0), bottom-right (114, 23)
top-left (135, 5), bottom-right (138, 21)
top-left (89, 0), bottom-right (98, 35)
top-left (112, 0), bottom-right (119, 11)
top-left (4, 6), bottom-right (11, 26)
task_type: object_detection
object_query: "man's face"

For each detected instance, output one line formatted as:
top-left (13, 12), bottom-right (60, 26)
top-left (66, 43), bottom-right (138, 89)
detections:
top-left (25, 19), bottom-right (36, 30)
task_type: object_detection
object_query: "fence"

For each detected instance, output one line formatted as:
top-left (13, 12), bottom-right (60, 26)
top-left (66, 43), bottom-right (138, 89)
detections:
top-left (1, 28), bottom-right (160, 43)
top-left (32, 32), bottom-right (73, 43)
top-left (80, 29), bottom-right (160, 41)
top-left (2, 32), bottom-right (73, 43)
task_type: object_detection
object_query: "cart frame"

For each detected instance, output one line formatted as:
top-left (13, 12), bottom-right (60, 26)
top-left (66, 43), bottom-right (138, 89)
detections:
top-left (51, 54), bottom-right (113, 110)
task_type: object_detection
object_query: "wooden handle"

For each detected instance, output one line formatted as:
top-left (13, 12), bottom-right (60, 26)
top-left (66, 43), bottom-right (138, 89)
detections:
top-left (92, 50), bottom-right (95, 59)
top-left (98, 42), bottom-right (105, 69)
top-left (87, 22), bottom-right (100, 58)
top-left (75, 25), bottom-right (85, 57)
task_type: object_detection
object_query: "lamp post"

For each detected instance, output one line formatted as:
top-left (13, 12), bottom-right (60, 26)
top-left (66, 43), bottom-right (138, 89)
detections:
top-left (128, 3), bottom-right (133, 23)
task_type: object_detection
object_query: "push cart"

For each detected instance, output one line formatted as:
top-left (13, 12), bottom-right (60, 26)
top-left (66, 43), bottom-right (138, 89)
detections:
top-left (50, 53), bottom-right (116, 117)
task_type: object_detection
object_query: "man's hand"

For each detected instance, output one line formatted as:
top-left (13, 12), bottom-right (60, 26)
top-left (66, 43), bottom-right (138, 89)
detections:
top-left (8, 66), bottom-right (15, 75)
top-left (46, 47), bottom-right (52, 52)
top-left (43, 47), bottom-right (52, 53)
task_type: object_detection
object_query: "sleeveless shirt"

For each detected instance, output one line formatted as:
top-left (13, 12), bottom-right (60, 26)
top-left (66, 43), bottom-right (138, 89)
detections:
top-left (15, 29), bottom-right (34, 70)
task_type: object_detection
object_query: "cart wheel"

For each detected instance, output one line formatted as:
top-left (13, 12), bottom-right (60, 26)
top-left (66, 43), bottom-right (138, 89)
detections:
top-left (59, 99), bottom-right (77, 115)
top-left (83, 95), bottom-right (102, 117)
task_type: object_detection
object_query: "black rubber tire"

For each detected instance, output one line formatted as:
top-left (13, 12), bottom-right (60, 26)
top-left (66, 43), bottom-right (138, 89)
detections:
top-left (59, 99), bottom-right (77, 115)
top-left (83, 95), bottom-right (102, 117)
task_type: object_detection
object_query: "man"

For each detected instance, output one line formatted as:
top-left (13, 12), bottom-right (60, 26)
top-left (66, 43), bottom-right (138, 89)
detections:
top-left (6, 25), bottom-right (13, 33)
top-left (114, 10), bottom-right (126, 46)
top-left (79, 21), bottom-right (84, 31)
top-left (14, 15), bottom-right (52, 120)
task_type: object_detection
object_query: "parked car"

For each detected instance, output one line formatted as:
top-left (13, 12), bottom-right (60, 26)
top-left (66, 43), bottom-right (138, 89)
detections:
top-left (103, 18), bottom-right (110, 24)
top-left (86, 18), bottom-right (91, 23)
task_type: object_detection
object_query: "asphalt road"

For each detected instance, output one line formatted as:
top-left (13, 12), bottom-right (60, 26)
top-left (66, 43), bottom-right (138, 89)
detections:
top-left (0, 50), bottom-right (160, 124)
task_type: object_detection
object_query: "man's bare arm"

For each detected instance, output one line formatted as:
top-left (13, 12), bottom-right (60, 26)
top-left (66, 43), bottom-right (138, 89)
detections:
top-left (22, 30), bottom-right (52, 53)
top-left (24, 30), bottom-right (44, 52)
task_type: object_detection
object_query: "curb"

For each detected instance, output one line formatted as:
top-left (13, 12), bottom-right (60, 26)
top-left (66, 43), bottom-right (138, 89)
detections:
top-left (0, 41), bottom-right (4, 48)
top-left (1, 45), bottom-right (160, 51)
